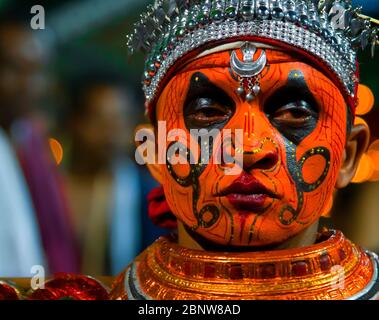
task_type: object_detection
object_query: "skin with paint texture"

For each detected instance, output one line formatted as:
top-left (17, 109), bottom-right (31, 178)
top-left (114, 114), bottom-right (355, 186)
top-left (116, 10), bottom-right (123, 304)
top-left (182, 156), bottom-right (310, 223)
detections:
top-left (147, 48), bottom-right (368, 249)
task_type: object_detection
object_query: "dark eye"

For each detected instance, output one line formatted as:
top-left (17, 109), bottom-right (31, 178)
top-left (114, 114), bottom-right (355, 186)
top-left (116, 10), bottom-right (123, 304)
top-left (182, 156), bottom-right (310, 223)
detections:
top-left (186, 97), bottom-right (233, 127)
top-left (184, 72), bottom-right (235, 130)
top-left (264, 86), bottom-right (319, 144)
top-left (270, 101), bottom-right (317, 128)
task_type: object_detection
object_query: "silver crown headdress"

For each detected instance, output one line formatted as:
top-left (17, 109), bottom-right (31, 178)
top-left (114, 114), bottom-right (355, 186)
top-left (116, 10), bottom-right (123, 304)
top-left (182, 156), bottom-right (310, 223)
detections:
top-left (127, 0), bottom-right (378, 106)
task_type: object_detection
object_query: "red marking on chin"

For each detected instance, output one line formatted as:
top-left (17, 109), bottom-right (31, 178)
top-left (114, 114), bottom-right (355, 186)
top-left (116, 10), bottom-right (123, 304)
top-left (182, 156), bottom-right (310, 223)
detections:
top-left (237, 211), bottom-right (249, 242)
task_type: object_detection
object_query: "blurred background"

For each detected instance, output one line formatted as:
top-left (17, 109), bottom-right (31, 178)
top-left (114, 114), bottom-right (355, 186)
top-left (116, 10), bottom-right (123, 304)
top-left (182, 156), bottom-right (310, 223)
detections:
top-left (0, 0), bottom-right (378, 277)
top-left (0, 0), bottom-right (168, 277)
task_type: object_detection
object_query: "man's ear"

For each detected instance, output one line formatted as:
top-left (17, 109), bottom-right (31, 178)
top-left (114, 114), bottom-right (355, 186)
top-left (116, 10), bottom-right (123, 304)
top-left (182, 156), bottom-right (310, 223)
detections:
top-left (336, 123), bottom-right (370, 189)
top-left (135, 123), bottom-right (164, 185)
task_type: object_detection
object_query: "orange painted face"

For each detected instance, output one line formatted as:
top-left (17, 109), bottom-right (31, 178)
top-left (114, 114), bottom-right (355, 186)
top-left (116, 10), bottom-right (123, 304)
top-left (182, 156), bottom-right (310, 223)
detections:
top-left (155, 47), bottom-right (349, 247)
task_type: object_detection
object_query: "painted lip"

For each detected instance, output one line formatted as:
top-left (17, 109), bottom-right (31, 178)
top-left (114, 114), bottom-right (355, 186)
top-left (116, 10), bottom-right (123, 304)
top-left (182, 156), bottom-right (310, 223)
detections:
top-left (216, 173), bottom-right (280, 212)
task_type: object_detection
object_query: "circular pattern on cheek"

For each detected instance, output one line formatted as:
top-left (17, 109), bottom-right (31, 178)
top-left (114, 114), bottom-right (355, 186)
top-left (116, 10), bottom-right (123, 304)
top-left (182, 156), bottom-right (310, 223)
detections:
top-left (297, 147), bottom-right (330, 192)
top-left (301, 154), bottom-right (327, 185)
top-left (279, 146), bottom-right (331, 226)
top-left (281, 210), bottom-right (296, 224)
top-left (197, 206), bottom-right (220, 229)
top-left (165, 141), bottom-right (221, 230)
top-left (201, 211), bottom-right (214, 225)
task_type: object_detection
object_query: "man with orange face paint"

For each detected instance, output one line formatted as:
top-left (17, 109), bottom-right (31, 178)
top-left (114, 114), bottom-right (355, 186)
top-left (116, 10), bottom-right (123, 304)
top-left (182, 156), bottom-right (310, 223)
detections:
top-left (111, 0), bottom-right (379, 300)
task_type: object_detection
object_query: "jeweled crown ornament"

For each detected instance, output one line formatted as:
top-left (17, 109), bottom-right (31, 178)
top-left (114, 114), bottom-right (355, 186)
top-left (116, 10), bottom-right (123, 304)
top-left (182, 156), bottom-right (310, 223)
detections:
top-left (231, 42), bottom-right (267, 101)
top-left (127, 0), bottom-right (379, 109)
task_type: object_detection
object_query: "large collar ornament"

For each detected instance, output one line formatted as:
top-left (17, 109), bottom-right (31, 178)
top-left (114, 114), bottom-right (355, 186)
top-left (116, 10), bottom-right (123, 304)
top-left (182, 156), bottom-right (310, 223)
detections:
top-left (110, 230), bottom-right (379, 300)
top-left (127, 0), bottom-right (378, 112)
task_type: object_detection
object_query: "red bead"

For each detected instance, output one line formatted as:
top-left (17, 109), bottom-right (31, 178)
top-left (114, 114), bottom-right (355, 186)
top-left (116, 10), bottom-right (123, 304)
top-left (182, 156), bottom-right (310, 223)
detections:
top-left (230, 264), bottom-right (243, 280)
top-left (204, 264), bottom-right (216, 278)
top-left (28, 274), bottom-right (109, 300)
top-left (292, 261), bottom-right (308, 276)
top-left (319, 254), bottom-right (331, 271)
top-left (0, 283), bottom-right (19, 300)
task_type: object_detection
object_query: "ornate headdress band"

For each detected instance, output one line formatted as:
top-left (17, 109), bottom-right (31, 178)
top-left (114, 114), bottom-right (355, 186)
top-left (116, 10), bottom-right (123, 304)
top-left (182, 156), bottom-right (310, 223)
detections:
top-left (127, 0), bottom-right (378, 111)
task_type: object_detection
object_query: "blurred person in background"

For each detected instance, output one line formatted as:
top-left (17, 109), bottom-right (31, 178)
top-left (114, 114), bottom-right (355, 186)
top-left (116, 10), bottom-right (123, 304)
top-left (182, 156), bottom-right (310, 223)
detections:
top-left (0, 3), bottom-right (167, 277)
top-left (62, 70), bottom-right (144, 275)
top-left (0, 12), bottom-right (79, 275)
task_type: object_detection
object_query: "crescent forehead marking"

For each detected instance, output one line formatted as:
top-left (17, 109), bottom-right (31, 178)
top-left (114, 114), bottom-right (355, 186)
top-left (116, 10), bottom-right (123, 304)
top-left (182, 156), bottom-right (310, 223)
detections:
top-left (230, 50), bottom-right (267, 78)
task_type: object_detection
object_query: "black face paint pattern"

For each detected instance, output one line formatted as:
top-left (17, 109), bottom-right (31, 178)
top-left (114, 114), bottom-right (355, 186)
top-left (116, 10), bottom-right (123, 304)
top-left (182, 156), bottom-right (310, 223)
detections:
top-left (184, 72), bottom-right (235, 130)
top-left (265, 70), bottom-right (319, 145)
top-left (166, 144), bottom-right (220, 230)
top-left (266, 70), bottom-right (331, 226)
top-left (280, 143), bottom-right (331, 225)
top-left (165, 72), bottom-right (236, 230)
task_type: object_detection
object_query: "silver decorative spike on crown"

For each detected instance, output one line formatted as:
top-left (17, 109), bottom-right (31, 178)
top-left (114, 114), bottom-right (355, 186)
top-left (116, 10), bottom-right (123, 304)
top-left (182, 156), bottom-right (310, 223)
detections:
top-left (256, 1), bottom-right (270, 20)
top-left (225, 0), bottom-right (240, 20)
top-left (270, 0), bottom-right (284, 20)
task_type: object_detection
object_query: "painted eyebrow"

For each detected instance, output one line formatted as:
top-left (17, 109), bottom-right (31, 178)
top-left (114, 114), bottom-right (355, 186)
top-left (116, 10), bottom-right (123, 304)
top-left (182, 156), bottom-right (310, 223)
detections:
top-left (286, 70), bottom-right (313, 92)
top-left (263, 70), bottom-right (321, 145)
top-left (264, 70), bottom-right (319, 114)
top-left (184, 71), bottom-right (235, 111)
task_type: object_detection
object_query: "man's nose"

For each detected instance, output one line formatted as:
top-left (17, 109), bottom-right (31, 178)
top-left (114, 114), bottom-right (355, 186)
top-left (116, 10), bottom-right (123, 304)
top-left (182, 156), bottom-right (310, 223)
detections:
top-left (242, 146), bottom-right (278, 172)
top-left (240, 110), bottom-right (279, 172)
